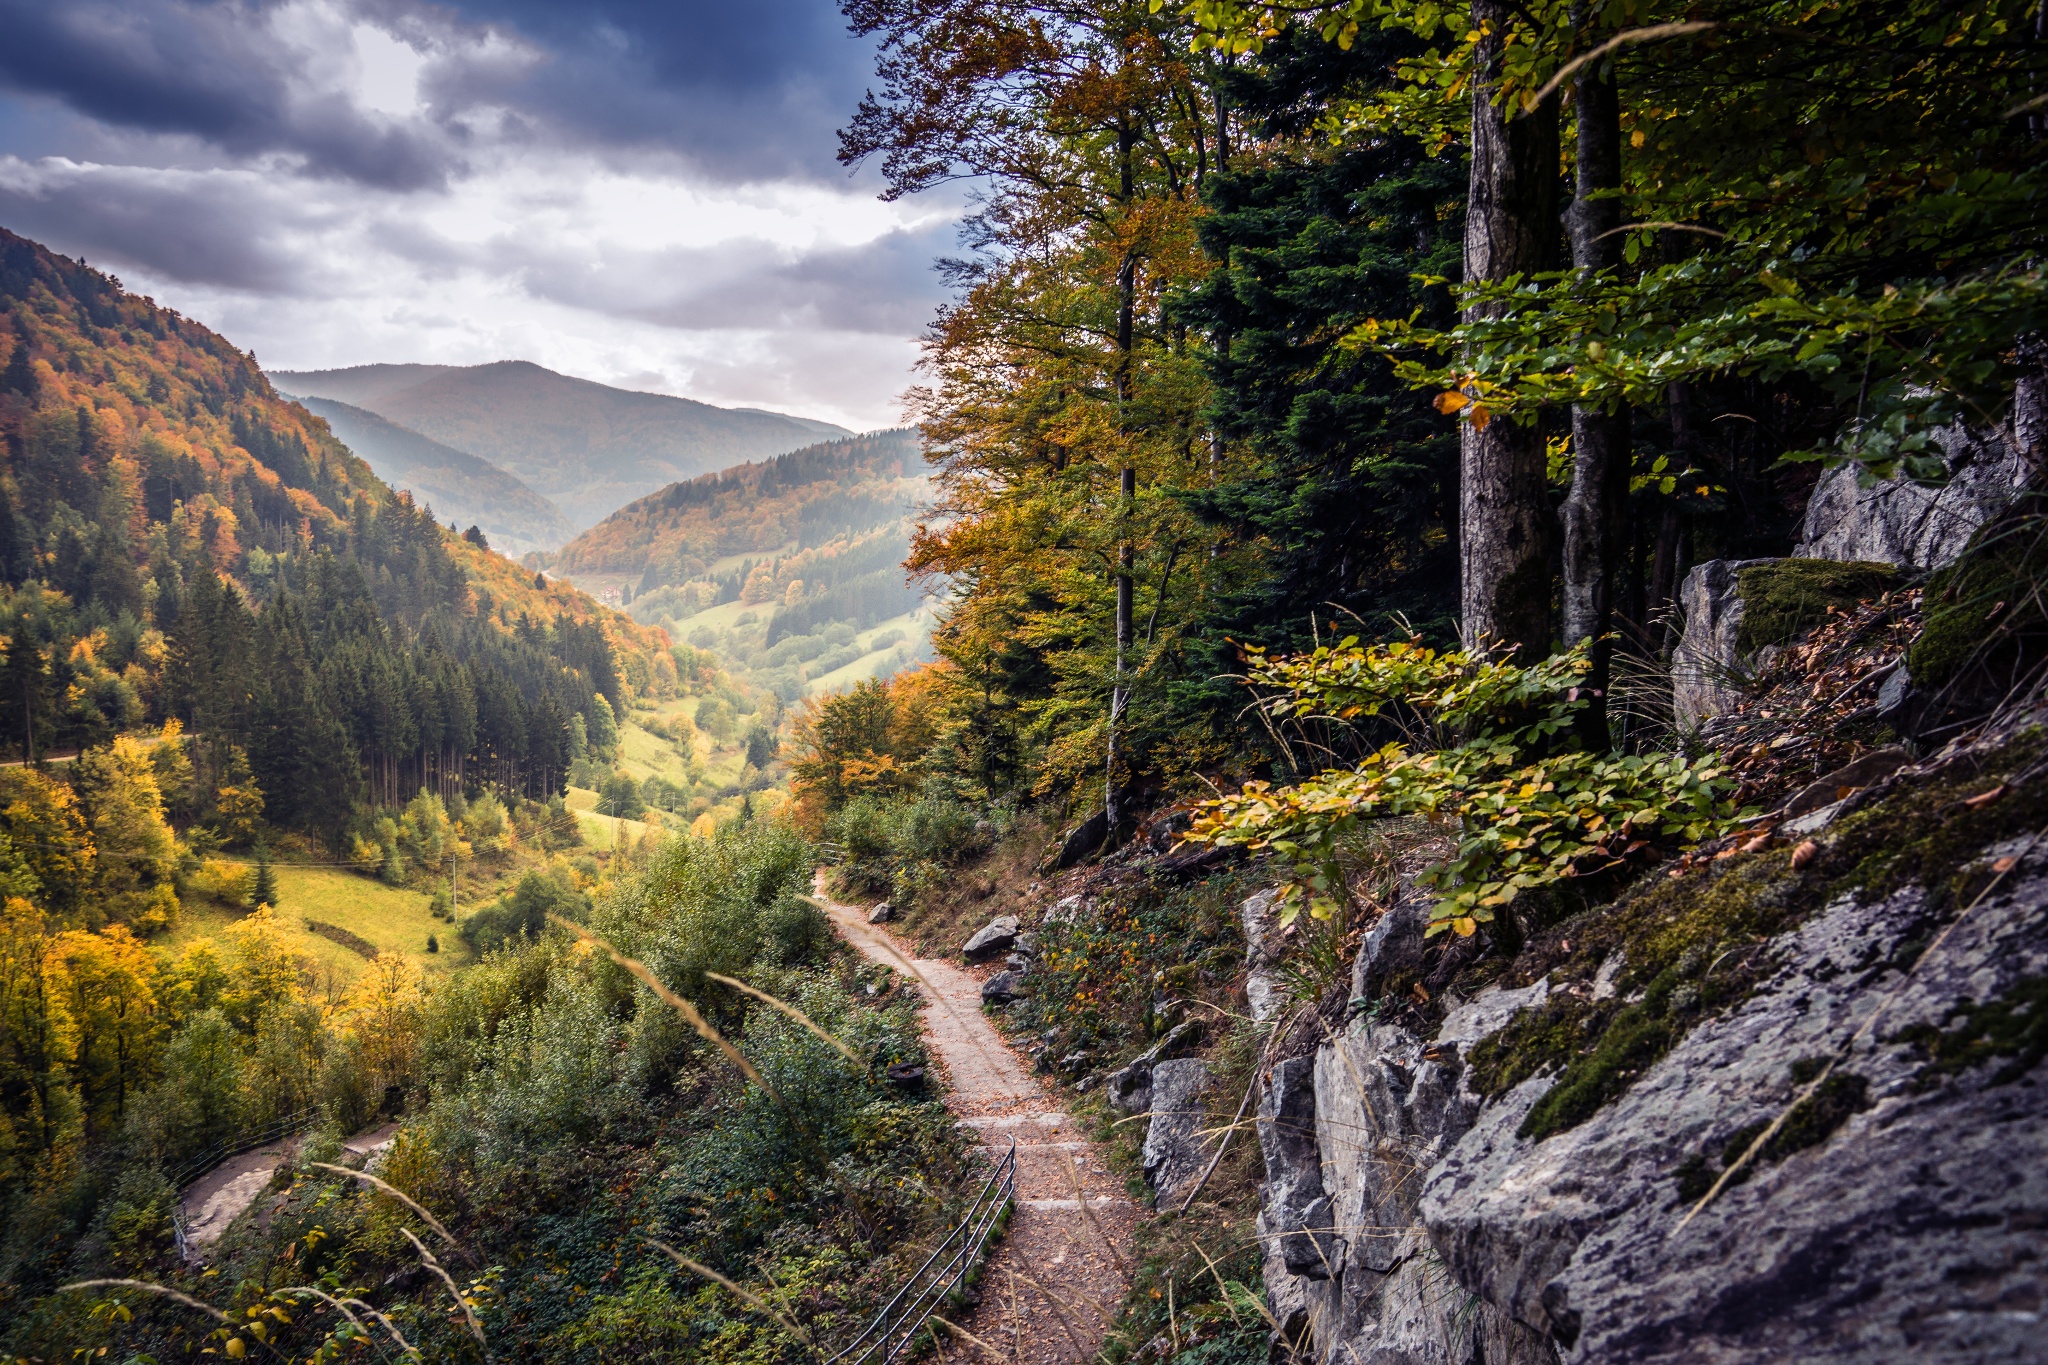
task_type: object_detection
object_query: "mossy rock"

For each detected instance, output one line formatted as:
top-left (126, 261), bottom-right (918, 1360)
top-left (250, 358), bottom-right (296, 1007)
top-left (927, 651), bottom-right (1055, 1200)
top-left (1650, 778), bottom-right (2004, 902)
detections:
top-left (1467, 729), bottom-right (2048, 1143)
top-left (1735, 559), bottom-right (1899, 655)
top-left (1909, 513), bottom-right (2048, 689)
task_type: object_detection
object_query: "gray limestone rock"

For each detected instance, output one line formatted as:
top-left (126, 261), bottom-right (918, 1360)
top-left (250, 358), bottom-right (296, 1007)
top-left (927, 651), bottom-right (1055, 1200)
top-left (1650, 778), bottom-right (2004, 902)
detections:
top-left (1257, 1056), bottom-right (1341, 1278)
top-left (1419, 845), bottom-right (2048, 1363)
top-left (1795, 421), bottom-right (2027, 571)
top-left (1672, 558), bottom-right (1777, 729)
top-left (1265, 1019), bottom-right (1556, 1365)
top-left (1241, 887), bottom-right (1288, 1023)
top-left (1141, 1058), bottom-right (1213, 1205)
top-left (1042, 894), bottom-right (1094, 927)
top-left (961, 915), bottom-right (1021, 962)
top-left (1103, 1020), bottom-right (1206, 1115)
top-left (867, 901), bottom-right (895, 924)
top-left (980, 970), bottom-right (1025, 1005)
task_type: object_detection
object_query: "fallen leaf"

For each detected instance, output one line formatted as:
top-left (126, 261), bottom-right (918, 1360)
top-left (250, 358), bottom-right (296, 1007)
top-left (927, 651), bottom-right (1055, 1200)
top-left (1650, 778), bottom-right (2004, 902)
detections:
top-left (1964, 784), bottom-right (2009, 808)
top-left (1992, 856), bottom-right (2018, 874)
top-left (1791, 840), bottom-right (1820, 870)
top-left (1740, 833), bottom-right (1772, 853)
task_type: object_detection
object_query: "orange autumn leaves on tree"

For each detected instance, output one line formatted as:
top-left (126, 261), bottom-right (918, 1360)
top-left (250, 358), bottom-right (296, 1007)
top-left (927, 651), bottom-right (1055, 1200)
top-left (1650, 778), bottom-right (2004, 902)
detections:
top-left (787, 669), bottom-right (944, 831)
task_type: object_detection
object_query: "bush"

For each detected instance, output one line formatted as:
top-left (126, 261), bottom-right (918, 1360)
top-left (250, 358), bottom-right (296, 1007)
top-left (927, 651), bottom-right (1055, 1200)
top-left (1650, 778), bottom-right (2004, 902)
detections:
top-left (460, 868), bottom-right (587, 955)
top-left (760, 892), bottom-right (831, 965)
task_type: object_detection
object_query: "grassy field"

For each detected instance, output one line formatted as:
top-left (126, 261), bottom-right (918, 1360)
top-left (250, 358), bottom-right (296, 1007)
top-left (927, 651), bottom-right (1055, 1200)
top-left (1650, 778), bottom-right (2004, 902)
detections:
top-left (805, 605), bottom-right (929, 696)
top-left (158, 865), bottom-right (467, 988)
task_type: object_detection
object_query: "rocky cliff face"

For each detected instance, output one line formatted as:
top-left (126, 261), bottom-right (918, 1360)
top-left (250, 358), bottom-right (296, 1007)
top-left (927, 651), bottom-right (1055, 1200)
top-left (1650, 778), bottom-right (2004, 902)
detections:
top-left (1254, 725), bottom-right (2048, 1364)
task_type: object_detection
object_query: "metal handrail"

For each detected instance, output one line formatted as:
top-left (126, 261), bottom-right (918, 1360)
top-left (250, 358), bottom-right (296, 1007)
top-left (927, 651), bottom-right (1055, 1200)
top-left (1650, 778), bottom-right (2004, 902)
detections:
top-left (828, 1136), bottom-right (1017, 1365)
top-left (169, 1106), bottom-right (324, 1263)
top-left (169, 1106), bottom-right (324, 1191)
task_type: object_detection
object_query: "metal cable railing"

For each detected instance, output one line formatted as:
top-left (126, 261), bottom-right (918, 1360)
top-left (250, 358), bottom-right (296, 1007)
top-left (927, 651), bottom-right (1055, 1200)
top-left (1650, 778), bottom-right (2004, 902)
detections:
top-left (827, 1136), bottom-right (1017, 1365)
top-left (168, 1106), bottom-right (324, 1262)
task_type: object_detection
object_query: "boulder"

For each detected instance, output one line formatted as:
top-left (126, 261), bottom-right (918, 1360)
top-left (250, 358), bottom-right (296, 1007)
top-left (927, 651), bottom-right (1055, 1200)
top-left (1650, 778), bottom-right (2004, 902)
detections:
top-left (1103, 1020), bottom-right (1206, 1114)
top-left (1671, 558), bottom-right (1775, 728)
top-left (1141, 1058), bottom-right (1213, 1205)
top-left (1795, 421), bottom-right (2027, 571)
top-left (961, 915), bottom-right (1020, 962)
top-left (867, 901), bottom-right (895, 924)
top-left (980, 970), bottom-right (1026, 1005)
top-left (1054, 809), bottom-right (1110, 868)
top-left (1104, 1059), bottom-right (1154, 1114)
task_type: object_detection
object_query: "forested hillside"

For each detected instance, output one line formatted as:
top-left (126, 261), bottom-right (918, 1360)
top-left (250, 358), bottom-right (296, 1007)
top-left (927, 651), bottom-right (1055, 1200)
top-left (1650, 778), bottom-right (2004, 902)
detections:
top-left (0, 227), bottom-right (679, 833)
top-left (292, 395), bottom-right (577, 555)
top-left (275, 361), bottom-right (853, 529)
top-left (556, 429), bottom-right (934, 702)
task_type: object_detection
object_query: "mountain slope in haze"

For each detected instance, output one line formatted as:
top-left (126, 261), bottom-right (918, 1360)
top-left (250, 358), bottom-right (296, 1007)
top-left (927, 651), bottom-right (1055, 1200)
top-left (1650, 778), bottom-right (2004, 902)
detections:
top-left (275, 360), bottom-right (853, 529)
top-left (293, 395), bottom-right (577, 554)
top-left (553, 429), bottom-right (935, 700)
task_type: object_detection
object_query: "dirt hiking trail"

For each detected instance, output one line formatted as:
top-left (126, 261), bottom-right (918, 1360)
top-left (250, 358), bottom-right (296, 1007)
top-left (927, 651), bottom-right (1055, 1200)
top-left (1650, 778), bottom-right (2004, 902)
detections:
top-left (178, 1122), bottom-right (399, 1259)
top-left (818, 884), bottom-right (1140, 1364)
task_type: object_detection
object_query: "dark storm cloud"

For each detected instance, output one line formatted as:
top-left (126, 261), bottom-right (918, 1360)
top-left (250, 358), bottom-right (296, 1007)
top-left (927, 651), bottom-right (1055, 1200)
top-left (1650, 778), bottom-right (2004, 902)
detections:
top-left (435, 0), bottom-right (879, 181)
top-left (0, 0), bottom-right (879, 189)
top-left (0, 0), bottom-right (463, 189)
top-left (0, 160), bottom-right (320, 291)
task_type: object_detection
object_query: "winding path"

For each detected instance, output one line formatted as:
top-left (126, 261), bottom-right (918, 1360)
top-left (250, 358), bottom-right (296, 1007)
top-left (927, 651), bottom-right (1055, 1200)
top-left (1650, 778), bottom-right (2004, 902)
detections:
top-left (817, 884), bottom-right (1139, 1364)
top-left (178, 1122), bottom-right (399, 1259)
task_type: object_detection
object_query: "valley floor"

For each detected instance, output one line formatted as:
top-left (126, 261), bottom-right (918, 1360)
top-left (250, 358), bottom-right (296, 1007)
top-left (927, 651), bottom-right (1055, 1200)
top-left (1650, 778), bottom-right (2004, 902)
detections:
top-left (816, 882), bottom-right (1140, 1364)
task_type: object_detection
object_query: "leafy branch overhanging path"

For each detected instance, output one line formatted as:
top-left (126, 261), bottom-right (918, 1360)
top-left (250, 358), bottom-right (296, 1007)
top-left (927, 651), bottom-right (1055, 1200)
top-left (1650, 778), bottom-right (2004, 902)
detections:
top-left (816, 881), bottom-right (1139, 1364)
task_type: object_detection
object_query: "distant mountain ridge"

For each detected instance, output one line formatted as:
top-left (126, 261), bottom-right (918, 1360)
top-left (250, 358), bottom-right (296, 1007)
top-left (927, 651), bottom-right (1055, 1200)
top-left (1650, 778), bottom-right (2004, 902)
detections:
top-left (291, 395), bottom-right (577, 555)
top-left (274, 360), bottom-right (852, 529)
top-left (552, 429), bottom-right (934, 702)
top-left (555, 428), bottom-right (925, 580)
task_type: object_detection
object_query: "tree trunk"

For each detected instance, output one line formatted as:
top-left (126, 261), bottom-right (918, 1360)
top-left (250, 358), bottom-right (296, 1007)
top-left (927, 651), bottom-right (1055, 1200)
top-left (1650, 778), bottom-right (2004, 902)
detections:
top-left (1107, 120), bottom-right (1139, 837)
top-left (1460, 0), bottom-right (1562, 662)
top-left (1559, 25), bottom-right (1630, 744)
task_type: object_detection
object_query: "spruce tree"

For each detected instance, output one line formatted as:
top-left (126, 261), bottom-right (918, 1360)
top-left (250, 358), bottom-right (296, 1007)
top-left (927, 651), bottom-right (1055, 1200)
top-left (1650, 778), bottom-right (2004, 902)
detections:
top-left (251, 850), bottom-right (278, 911)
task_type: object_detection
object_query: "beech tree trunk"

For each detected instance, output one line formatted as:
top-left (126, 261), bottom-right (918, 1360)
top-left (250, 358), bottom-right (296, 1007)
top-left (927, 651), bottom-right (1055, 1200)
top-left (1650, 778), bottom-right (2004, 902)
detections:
top-left (1460, 0), bottom-right (1561, 662)
top-left (1559, 33), bottom-right (1630, 743)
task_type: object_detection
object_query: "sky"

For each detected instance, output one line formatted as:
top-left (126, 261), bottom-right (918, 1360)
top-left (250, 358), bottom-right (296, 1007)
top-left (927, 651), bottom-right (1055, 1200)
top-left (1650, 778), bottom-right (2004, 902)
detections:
top-left (0, 0), bottom-right (957, 432)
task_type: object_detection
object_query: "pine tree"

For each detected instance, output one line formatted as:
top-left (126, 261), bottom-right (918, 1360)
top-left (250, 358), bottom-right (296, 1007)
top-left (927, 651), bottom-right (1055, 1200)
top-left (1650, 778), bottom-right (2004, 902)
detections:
top-left (251, 850), bottom-right (278, 911)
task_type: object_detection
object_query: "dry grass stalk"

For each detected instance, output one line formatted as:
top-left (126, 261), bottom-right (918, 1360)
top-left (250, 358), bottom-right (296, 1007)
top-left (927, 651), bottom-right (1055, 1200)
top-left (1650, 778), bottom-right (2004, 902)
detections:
top-left (398, 1227), bottom-right (485, 1345)
top-left (549, 914), bottom-right (780, 1102)
top-left (308, 1164), bottom-right (466, 1260)
top-left (645, 1237), bottom-right (822, 1361)
top-left (277, 1285), bottom-right (416, 1361)
top-left (1176, 1072), bottom-right (1259, 1214)
top-left (931, 1314), bottom-right (1010, 1362)
top-left (705, 970), bottom-right (864, 1065)
top-left (55, 1278), bottom-right (235, 1326)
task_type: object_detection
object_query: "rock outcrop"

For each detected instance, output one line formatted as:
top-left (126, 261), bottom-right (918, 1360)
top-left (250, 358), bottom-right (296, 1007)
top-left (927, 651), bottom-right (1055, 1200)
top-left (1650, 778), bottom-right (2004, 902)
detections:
top-left (1671, 558), bottom-right (1773, 728)
top-left (1796, 422), bottom-right (2028, 570)
top-left (1140, 1058), bottom-right (1213, 1205)
top-left (1256, 726), bottom-right (2048, 1364)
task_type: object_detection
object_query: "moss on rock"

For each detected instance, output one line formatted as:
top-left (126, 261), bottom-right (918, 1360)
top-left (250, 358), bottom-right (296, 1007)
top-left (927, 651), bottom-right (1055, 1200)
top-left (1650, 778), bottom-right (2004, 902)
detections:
top-left (1735, 559), bottom-right (1899, 655)
top-left (1467, 730), bottom-right (2048, 1144)
top-left (1908, 515), bottom-right (2048, 689)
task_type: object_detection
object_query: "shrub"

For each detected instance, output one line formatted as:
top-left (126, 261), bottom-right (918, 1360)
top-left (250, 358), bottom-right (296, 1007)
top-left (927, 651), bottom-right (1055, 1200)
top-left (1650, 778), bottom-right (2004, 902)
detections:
top-left (760, 892), bottom-right (831, 965)
top-left (459, 868), bottom-right (587, 955)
